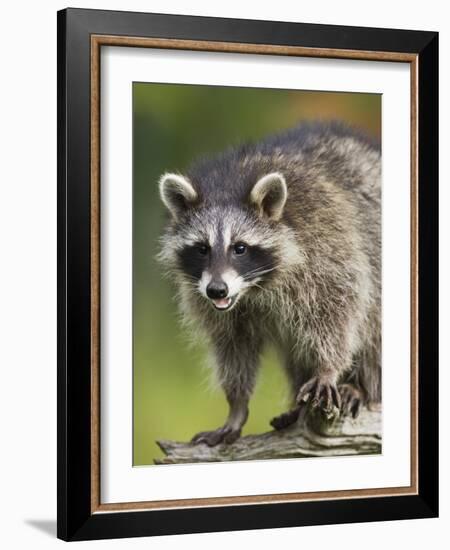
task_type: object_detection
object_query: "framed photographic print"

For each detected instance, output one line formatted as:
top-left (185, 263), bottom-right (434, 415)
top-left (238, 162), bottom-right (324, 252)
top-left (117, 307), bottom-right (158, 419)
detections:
top-left (57, 8), bottom-right (438, 541)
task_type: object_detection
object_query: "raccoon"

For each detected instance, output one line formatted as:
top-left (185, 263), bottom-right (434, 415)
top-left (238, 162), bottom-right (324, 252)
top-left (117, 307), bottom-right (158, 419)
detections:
top-left (157, 122), bottom-right (381, 447)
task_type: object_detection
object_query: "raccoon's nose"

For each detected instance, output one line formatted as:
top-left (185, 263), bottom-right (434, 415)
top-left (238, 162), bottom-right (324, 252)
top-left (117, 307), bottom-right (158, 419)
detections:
top-left (206, 281), bottom-right (228, 299)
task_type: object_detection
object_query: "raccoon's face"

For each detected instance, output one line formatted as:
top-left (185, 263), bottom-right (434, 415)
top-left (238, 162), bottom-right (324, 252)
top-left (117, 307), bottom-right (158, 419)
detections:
top-left (159, 172), bottom-right (289, 312)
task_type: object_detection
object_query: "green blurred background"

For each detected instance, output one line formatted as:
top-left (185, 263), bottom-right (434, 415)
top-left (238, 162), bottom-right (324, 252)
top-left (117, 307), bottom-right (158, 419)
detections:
top-left (133, 83), bottom-right (381, 465)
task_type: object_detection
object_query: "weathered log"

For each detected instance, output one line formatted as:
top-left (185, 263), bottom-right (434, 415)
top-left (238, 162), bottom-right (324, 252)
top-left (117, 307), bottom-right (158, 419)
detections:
top-left (155, 404), bottom-right (382, 464)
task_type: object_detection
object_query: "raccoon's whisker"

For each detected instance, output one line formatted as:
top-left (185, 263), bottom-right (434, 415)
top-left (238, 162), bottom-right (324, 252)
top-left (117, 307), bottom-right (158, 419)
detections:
top-left (243, 267), bottom-right (277, 280)
top-left (179, 274), bottom-right (200, 284)
top-left (247, 262), bottom-right (275, 272)
top-left (241, 263), bottom-right (276, 278)
top-left (184, 282), bottom-right (198, 288)
top-left (251, 282), bottom-right (269, 293)
top-left (180, 280), bottom-right (200, 290)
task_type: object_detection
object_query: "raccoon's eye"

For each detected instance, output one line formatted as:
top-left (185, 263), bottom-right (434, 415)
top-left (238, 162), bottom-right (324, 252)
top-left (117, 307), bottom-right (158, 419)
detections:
top-left (233, 243), bottom-right (247, 255)
top-left (196, 243), bottom-right (209, 256)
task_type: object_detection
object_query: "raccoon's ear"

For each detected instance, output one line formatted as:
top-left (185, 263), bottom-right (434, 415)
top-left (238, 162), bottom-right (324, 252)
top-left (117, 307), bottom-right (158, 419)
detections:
top-left (250, 172), bottom-right (287, 221)
top-left (159, 173), bottom-right (198, 220)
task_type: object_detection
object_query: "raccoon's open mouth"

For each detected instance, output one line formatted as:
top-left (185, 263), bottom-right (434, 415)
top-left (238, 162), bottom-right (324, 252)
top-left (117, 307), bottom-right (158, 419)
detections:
top-left (211, 296), bottom-right (236, 311)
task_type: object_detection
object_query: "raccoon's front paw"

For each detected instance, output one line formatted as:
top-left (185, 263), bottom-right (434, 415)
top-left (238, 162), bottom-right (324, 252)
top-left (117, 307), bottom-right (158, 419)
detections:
top-left (338, 384), bottom-right (363, 418)
top-left (191, 426), bottom-right (241, 447)
top-left (296, 373), bottom-right (341, 415)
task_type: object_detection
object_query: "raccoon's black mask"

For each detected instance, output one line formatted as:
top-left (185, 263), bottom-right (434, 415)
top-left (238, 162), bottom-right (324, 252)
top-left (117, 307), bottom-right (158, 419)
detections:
top-left (159, 172), bottom-right (290, 311)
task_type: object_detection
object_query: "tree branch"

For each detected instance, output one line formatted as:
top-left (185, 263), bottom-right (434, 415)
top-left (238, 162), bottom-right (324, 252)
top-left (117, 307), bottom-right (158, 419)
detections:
top-left (155, 405), bottom-right (381, 464)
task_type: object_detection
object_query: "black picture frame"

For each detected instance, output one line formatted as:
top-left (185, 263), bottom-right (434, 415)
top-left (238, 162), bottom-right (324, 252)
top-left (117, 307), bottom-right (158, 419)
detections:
top-left (57, 7), bottom-right (438, 541)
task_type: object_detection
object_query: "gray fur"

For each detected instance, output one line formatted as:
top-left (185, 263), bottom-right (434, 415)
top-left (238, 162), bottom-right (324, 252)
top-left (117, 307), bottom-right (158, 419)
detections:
top-left (157, 121), bottom-right (381, 446)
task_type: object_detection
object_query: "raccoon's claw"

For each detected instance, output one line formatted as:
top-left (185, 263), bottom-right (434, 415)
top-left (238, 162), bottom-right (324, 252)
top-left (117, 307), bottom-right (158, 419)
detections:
top-left (296, 374), bottom-right (341, 415)
top-left (338, 384), bottom-right (363, 418)
top-left (191, 426), bottom-right (241, 447)
top-left (270, 407), bottom-right (300, 430)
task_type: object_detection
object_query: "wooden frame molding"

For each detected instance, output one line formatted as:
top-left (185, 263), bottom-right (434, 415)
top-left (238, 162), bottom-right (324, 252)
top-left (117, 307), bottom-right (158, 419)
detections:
top-left (89, 34), bottom-right (419, 515)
